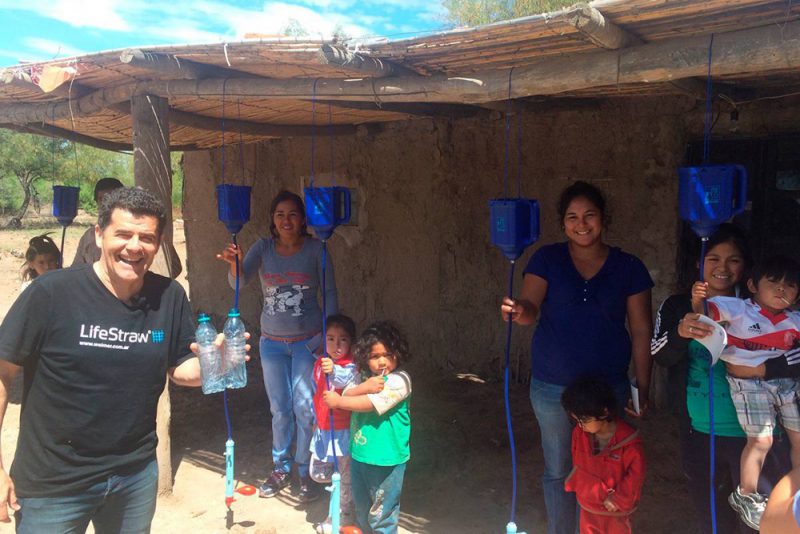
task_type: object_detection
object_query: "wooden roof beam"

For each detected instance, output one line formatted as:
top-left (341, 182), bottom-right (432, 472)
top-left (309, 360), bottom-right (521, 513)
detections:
top-left (315, 100), bottom-right (487, 119)
top-left (553, 4), bottom-right (721, 102)
top-left (120, 49), bottom-right (260, 80)
top-left (111, 102), bottom-right (357, 137)
top-left (2, 20), bottom-right (800, 123)
top-left (555, 3), bottom-right (642, 49)
top-left (168, 108), bottom-right (357, 137)
top-left (9, 122), bottom-right (184, 152)
top-left (319, 44), bottom-right (418, 77)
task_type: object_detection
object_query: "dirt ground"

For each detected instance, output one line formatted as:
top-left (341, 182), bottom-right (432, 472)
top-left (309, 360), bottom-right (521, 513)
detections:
top-left (0, 213), bottom-right (692, 534)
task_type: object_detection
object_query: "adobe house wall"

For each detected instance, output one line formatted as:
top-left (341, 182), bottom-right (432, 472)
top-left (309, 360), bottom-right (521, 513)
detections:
top-left (182, 94), bottom-right (798, 379)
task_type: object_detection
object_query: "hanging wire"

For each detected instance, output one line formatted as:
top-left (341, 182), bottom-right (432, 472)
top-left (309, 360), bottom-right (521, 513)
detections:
top-left (223, 389), bottom-right (233, 440)
top-left (321, 243), bottom-right (339, 473)
top-left (700, 33), bottom-right (718, 534)
top-left (329, 103), bottom-right (336, 187)
top-left (503, 68), bottom-right (515, 198)
top-left (310, 79), bottom-right (319, 188)
top-left (237, 99), bottom-right (246, 185)
top-left (702, 35), bottom-right (715, 164)
top-left (516, 101), bottom-right (523, 198)
top-left (221, 79), bottom-right (228, 184)
top-left (503, 260), bottom-right (519, 525)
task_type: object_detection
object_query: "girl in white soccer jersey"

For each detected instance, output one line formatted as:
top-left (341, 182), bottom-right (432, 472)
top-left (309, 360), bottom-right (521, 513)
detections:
top-left (693, 255), bottom-right (800, 530)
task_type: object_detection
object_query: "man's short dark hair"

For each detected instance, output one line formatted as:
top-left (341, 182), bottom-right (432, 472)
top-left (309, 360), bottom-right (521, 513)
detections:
top-left (94, 178), bottom-right (124, 201)
top-left (98, 187), bottom-right (166, 236)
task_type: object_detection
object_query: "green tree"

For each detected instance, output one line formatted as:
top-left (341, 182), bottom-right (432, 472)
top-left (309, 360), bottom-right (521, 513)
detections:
top-left (443, 0), bottom-right (576, 27)
top-left (63, 144), bottom-right (132, 212)
top-left (171, 152), bottom-right (183, 214)
top-left (0, 130), bottom-right (134, 226)
top-left (0, 130), bottom-right (67, 227)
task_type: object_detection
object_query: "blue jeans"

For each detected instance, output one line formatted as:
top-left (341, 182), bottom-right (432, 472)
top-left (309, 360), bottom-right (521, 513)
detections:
top-left (15, 459), bottom-right (157, 534)
top-left (260, 336), bottom-right (317, 477)
top-left (530, 378), bottom-right (630, 534)
top-left (351, 460), bottom-right (406, 534)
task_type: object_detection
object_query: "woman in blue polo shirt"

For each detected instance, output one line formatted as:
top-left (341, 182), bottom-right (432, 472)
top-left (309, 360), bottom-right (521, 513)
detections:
top-left (501, 181), bottom-right (653, 534)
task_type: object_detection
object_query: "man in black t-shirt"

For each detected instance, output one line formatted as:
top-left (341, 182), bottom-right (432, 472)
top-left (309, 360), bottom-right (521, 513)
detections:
top-left (0, 188), bottom-right (242, 532)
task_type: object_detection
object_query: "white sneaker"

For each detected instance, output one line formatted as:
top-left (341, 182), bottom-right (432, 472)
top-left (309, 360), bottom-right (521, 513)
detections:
top-left (314, 517), bottom-right (332, 534)
top-left (728, 486), bottom-right (767, 530)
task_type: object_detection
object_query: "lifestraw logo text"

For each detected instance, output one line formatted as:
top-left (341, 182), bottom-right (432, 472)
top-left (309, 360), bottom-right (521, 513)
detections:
top-left (79, 324), bottom-right (152, 344)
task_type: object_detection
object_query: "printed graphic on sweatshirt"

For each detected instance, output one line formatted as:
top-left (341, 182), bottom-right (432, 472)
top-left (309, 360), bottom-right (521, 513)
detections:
top-left (263, 276), bottom-right (310, 317)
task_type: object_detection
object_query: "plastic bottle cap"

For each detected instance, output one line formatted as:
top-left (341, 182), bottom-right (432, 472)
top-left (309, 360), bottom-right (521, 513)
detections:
top-left (228, 308), bottom-right (241, 317)
top-left (198, 313), bottom-right (210, 322)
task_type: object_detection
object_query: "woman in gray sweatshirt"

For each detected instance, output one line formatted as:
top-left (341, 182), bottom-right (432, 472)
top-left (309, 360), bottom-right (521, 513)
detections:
top-left (218, 190), bottom-right (337, 503)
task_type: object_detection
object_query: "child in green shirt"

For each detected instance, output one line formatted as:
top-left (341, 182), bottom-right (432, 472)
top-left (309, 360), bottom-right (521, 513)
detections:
top-left (323, 321), bottom-right (412, 534)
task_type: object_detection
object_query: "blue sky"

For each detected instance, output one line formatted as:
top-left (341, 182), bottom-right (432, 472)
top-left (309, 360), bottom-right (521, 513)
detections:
top-left (0, 0), bottom-right (450, 67)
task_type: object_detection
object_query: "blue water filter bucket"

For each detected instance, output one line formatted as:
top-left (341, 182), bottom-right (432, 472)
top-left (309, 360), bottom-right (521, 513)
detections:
top-left (52, 185), bottom-right (80, 226)
top-left (678, 164), bottom-right (747, 238)
top-left (489, 198), bottom-right (540, 261)
top-left (304, 186), bottom-right (351, 240)
top-left (217, 184), bottom-right (252, 235)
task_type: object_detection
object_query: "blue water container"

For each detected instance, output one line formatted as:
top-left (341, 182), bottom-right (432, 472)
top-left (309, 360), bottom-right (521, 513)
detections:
top-left (52, 185), bottom-right (80, 226)
top-left (304, 186), bottom-right (351, 240)
top-left (678, 164), bottom-right (747, 237)
top-left (489, 198), bottom-right (540, 261)
top-left (217, 184), bottom-right (252, 235)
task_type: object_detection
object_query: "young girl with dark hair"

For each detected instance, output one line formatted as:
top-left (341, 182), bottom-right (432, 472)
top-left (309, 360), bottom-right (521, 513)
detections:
top-left (323, 321), bottom-right (412, 534)
top-left (20, 234), bottom-right (60, 290)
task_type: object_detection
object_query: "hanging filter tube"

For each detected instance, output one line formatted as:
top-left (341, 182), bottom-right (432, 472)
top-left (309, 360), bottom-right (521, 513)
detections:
top-left (678, 163), bottom-right (747, 534)
top-left (215, 183), bottom-right (252, 511)
top-left (489, 197), bottom-right (539, 534)
top-left (304, 186), bottom-right (352, 533)
top-left (52, 185), bottom-right (80, 267)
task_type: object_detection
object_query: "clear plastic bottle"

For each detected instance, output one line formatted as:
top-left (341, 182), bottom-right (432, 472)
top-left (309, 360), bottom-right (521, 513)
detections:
top-left (196, 313), bottom-right (224, 394)
top-left (223, 308), bottom-right (247, 389)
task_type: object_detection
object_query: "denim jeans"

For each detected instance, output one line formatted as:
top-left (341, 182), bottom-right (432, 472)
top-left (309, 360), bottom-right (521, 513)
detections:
top-left (350, 460), bottom-right (406, 534)
top-left (260, 336), bottom-right (317, 477)
top-left (529, 377), bottom-right (630, 534)
top-left (15, 459), bottom-right (157, 534)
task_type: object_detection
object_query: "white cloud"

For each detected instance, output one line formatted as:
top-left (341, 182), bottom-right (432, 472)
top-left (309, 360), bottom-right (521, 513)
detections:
top-left (192, 2), bottom-right (372, 39)
top-left (0, 0), bottom-right (130, 31)
top-left (23, 37), bottom-right (88, 59)
top-left (0, 0), bottom-right (448, 60)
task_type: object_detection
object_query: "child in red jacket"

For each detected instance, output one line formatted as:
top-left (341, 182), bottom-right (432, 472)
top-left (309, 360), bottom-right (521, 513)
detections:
top-left (561, 377), bottom-right (646, 534)
top-left (310, 314), bottom-right (360, 533)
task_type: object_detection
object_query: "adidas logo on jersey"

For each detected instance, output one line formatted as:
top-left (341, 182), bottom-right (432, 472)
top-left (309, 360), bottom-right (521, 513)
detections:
top-left (748, 323), bottom-right (762, 334)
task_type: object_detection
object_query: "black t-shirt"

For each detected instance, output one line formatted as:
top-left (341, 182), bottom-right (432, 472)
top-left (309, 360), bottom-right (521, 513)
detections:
top-left (0, 264), bottom-right (195, 497)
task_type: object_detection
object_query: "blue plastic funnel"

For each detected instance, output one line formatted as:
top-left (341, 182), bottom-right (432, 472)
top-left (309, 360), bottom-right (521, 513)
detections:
top-left (52, 185), bottom-right (80, 227)
top-left (678, 164), bottom-right (747, 237)
top-left (489, 198), bottom-right (540, 261)
top-left (217, 184), bottom-right (252, 235)
top-left (304, 186), bottom-right (351, 240)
